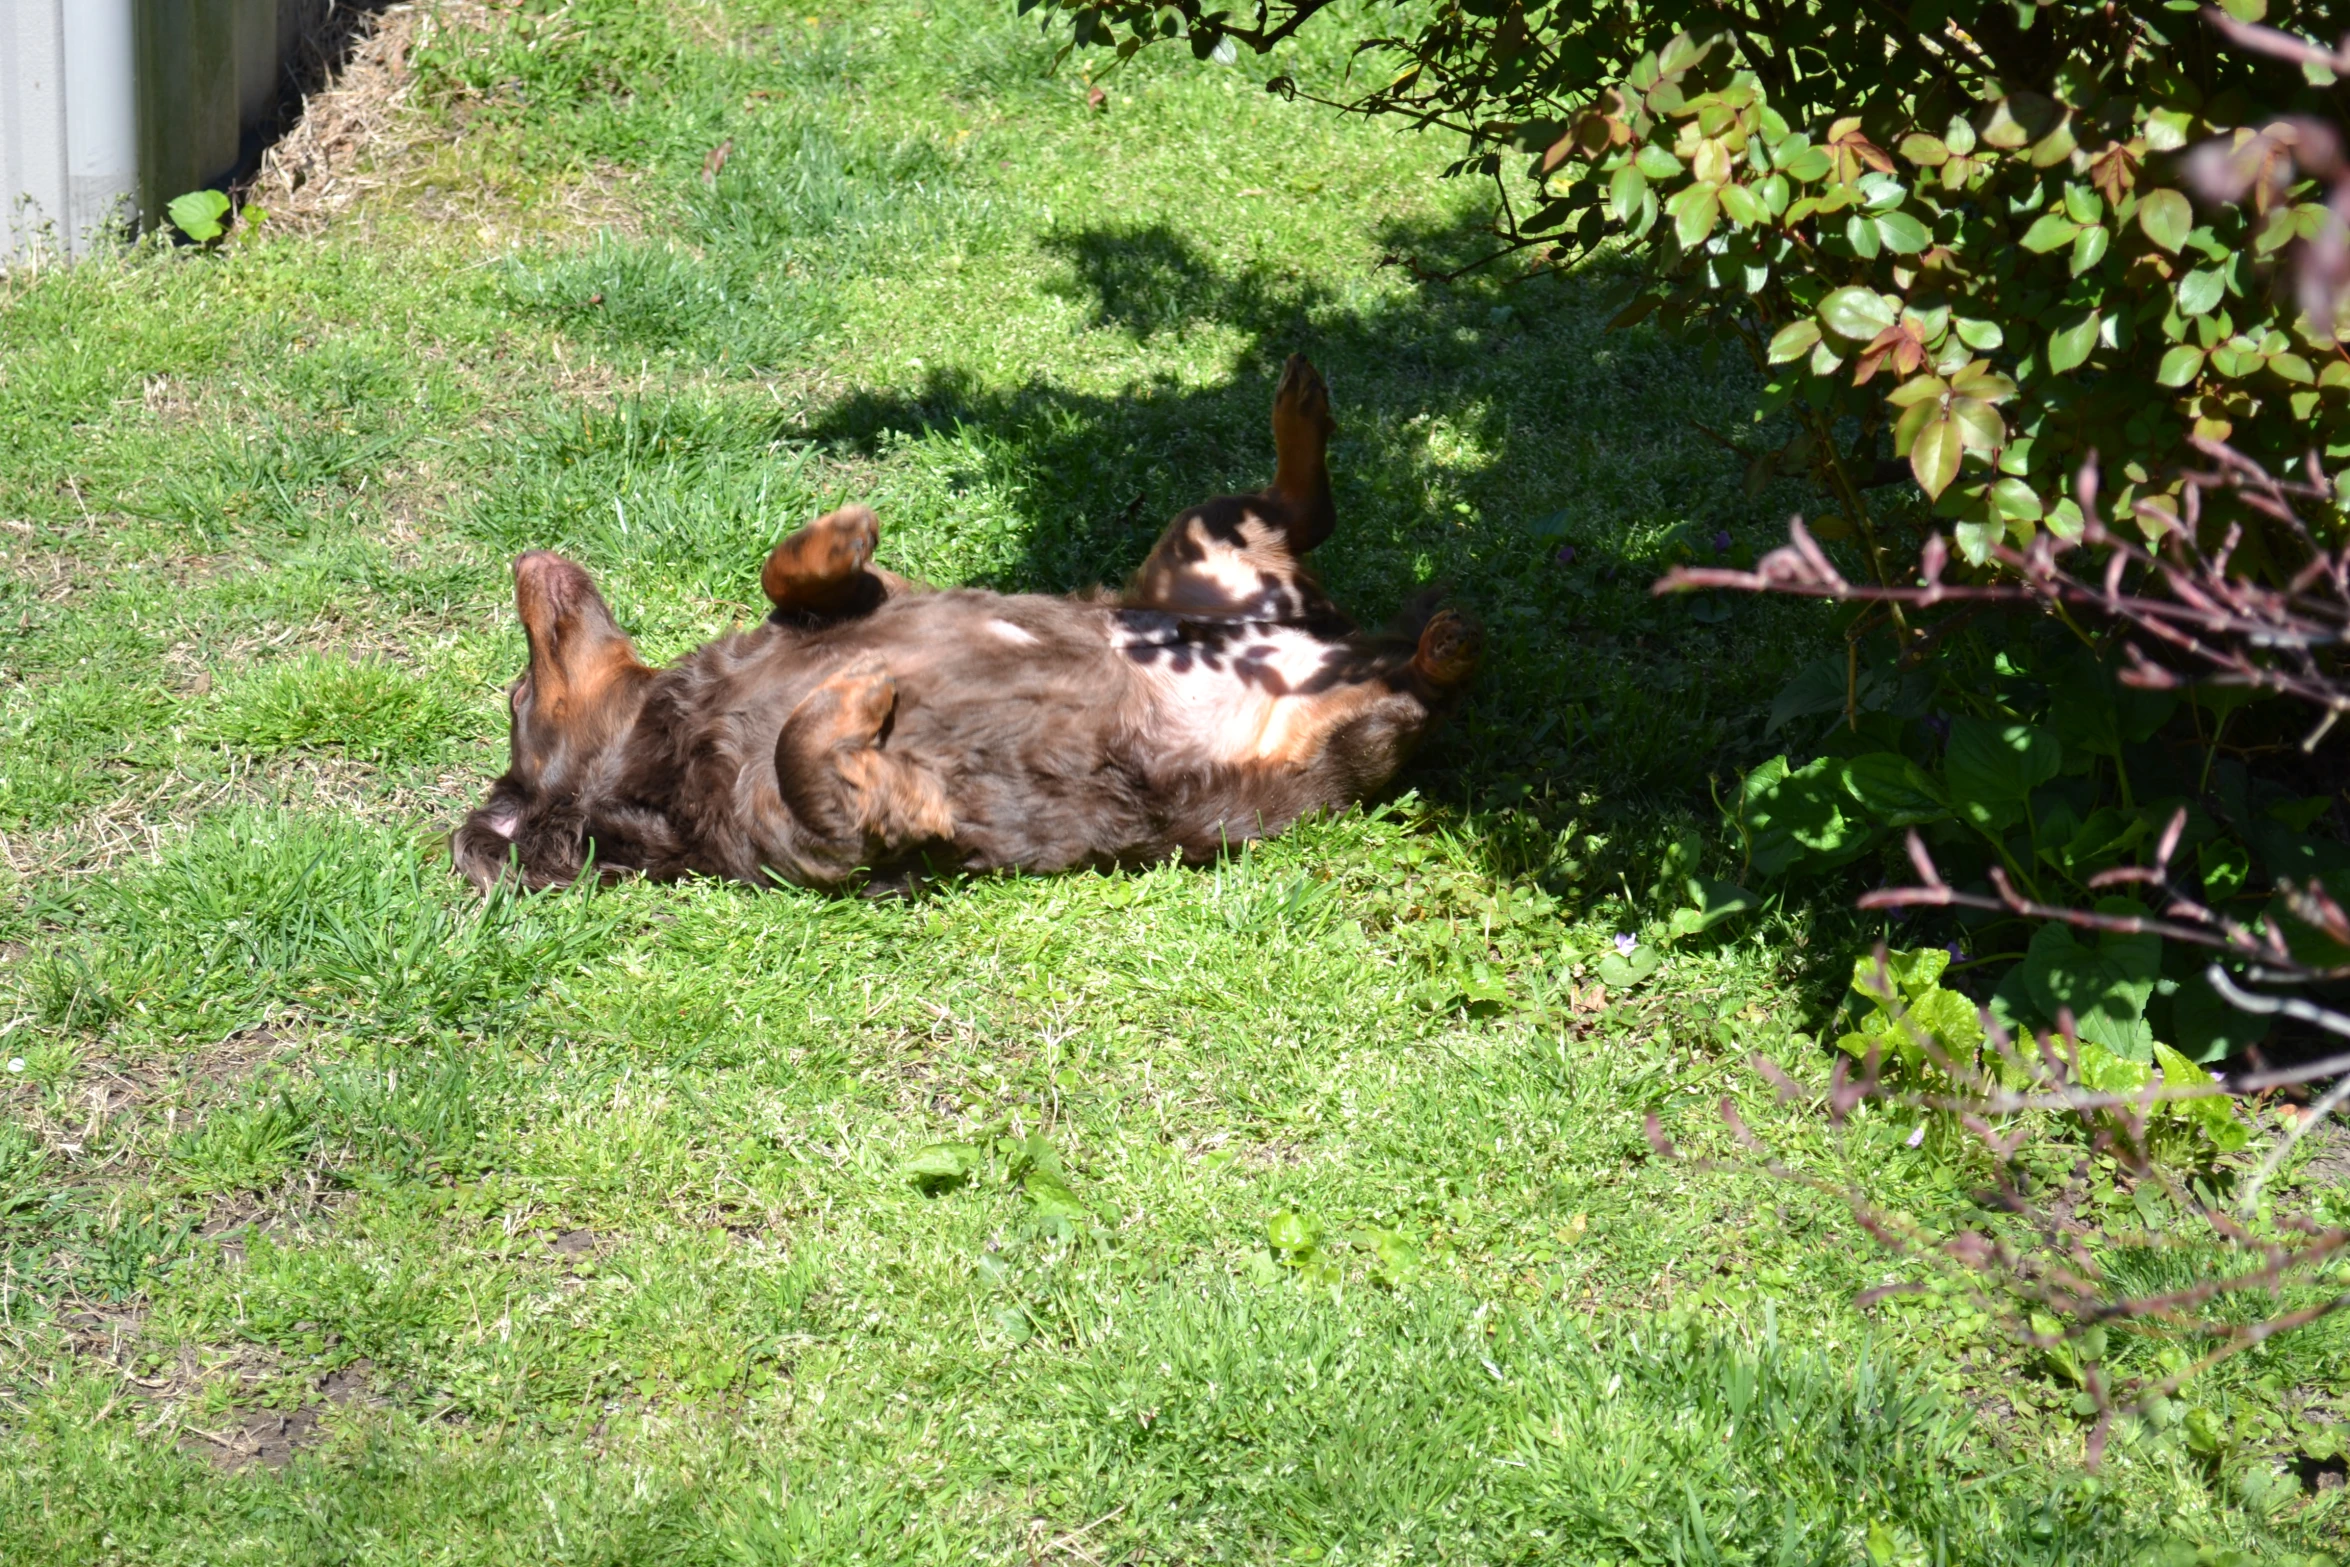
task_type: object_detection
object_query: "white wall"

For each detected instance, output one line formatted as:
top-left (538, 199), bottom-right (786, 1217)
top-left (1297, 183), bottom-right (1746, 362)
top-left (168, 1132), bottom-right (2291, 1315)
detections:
top-left (1, 0), bottom-right (320, 265)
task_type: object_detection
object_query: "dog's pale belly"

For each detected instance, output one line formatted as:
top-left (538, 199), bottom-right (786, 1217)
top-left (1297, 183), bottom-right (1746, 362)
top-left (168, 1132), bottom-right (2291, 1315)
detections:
top-left (1111, 612), bottom-right (1364, 769)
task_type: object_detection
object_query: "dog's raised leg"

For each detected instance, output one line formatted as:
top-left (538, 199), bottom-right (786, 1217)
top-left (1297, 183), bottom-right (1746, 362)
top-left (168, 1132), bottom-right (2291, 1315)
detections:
top-left (1121, 354), bottom-right (1340, 622)
top-left (1266, 352), bottom-right (1337, 554)
top-left (761, 505), bottom-right (921, 622)
top-left (772, 657), bottom-right (953, 878)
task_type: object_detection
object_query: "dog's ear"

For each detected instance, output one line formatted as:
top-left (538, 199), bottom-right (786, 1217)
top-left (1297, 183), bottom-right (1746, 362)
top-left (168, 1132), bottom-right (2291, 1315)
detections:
top-left (512, 551), bottom-right (643, 715)
top-left (452, 805), bottom-right (525, 892)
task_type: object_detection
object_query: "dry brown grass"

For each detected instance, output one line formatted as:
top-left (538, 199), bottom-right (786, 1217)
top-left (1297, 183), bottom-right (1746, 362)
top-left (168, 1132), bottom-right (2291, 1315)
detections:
top-left (252, 3), bottom-right (439, 231)
top-left (254, 1), bottom-right (645, 242)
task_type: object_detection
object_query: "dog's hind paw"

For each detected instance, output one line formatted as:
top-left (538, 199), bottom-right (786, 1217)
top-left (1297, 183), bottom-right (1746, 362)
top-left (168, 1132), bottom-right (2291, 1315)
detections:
top-left (1411, 608), bottom-right (1482, 686)
top-left (1272, 353), bottom-right (1334, 439)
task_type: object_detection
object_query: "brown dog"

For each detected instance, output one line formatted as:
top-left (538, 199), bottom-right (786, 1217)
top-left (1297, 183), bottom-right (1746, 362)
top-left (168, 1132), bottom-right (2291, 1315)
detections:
top-left (453, 357), bottom-right (1479, 892)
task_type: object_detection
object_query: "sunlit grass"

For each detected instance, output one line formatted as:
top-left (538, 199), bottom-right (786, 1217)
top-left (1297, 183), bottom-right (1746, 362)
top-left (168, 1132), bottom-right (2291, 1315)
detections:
top-left (0, 0), bottom-right (2341, 1560)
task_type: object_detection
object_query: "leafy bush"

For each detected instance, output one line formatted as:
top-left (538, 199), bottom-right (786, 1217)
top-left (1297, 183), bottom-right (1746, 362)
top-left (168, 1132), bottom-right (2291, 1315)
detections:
top-left (1035, 2), bottom-right (2350, 565)
top-left (1729, 629), bottom-right (2342, 1061)
top-left (1834, 944), bottom-right (2249, 1163)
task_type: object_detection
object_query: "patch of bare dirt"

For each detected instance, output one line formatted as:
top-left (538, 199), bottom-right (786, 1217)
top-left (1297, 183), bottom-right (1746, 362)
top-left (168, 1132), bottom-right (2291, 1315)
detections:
top-left (550, 1227), bottom-right (601, 1258)
top-left (179, 1357), bottom-right (386, 1471)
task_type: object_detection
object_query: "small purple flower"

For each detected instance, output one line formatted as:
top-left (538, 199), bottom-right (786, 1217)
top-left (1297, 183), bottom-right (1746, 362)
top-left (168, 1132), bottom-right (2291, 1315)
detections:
top-left (1906, 1123), bottom-right (1927, 1148)
top-left (1923, 713), bottom-right (1952, 742)
top-left (1711, 529), bottom-right (1733, 555)
top-left (1946, 942), bottom-right (1965, 965)
top-left (1554, 544), bottom-right (1577, 566)
top-left (1614, 932), bottom-right (1637, 956)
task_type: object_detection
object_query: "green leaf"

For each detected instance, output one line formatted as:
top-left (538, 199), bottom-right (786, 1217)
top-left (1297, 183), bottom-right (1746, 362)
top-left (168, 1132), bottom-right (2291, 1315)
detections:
top-left (902, 1143), bottom-right (983, 1191)
top-left (2137, 188), bottom-right (2192, 254)
top-left (1988, 475), bottom-right (2043, 520)
top-left (2271, 351), bottom-right (2317, 383)
top-left (1841, 753), bottom-right (1950, 827)
top-left (1909, 413), bottom-right (1963, 497)
top-left (1953, 316), bottom-right (2004, 350)
top-left (2047, 311), bottom-right (2100, 373)
top-left (1595, 944), bottom-right (1663, 988)
top-left (2061, 184), bottom-right (2104, 226)
top-left (1267, 1210), bottom-right (1319, 1252)
top-left (1766, 319), bottom-right (1823, 364)
top-left (1781, 145), bottom-right (1832, 182)
top-left (2020, 212), bottom-right (2080, 253)
top-left (2168, 963), bottom-right (2270, 1064)
top-left (1838, 946), bottom-right (1986, 1076)
top-left (2153, 1044), bottom-right (2251, 1152)
top-left (2144, 108), bottom-right (2195, 153)
top-left (1887, 373), bottom-right (1950, 409)
top-left (1898, 132), bottom-right (1950, 167)
top-left (1743, 755), bottom-right (1875, 877)
top-left (1845, 212), bottom-right (1882, 258)
top-left (2069, 224), bottom-right (2109, 275)
top-left (2011, 912), bottom-right (2160, 1061)
top-left (1635, 144), bottom-right (1685, 179)
top-left (1354, 1225), bottom-right (1422, 1287)
top-left (1874, 210), bottom-right (1930, 253)
top-left (1819, 286), bottom-right (1898, 340)
top-left (1947, 395), bottom-right (2005, 451)
top-left (2046, 656), bottom-right (2175, 757)
top-left (1766, 658), bottom-right (1848, 734)
top-left (1610, 164), bottom-right (1649, 225)
top-left (1946, 717), bottom-right (2060, 829)
top-left (2178, 268), bottom-right (2226, 315)
top-left (167, 189), bottom-right (233, 244)
top-left (1953, 517), bottom-right (2001, 565)
top-left (2210, 342), bottom-right (2261, 379)
top-left (1949, 363), bottom-right (2018, 402)
top-left (2156, 344), bottom-right (2206, 386)
top-left (1893, 397), bottom-right (1939, 455)
top-left (1672, 183), bottom-right (1721, 247)
top-left (1676, 876), bottom-right (1763, 933)
top-left (1719, 181), bottom-right (1767, 226)
top-left (1022, 1167), bottom-right (1093, 1220)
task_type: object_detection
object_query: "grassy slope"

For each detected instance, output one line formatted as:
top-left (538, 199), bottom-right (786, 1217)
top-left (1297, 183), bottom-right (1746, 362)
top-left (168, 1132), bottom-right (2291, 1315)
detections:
top-left (0, 0), bottom-right (2341, 1560)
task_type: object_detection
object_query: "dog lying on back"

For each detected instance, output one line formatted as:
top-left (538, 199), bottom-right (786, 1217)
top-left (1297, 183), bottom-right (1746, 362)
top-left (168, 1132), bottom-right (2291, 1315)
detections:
top-left (453, 357), bottom-right (1479, 892)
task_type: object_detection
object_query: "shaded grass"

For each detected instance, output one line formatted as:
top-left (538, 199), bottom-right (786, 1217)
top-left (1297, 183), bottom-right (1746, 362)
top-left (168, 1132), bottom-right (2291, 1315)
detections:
top-left (0, 0), bottom-right (2343, 1560)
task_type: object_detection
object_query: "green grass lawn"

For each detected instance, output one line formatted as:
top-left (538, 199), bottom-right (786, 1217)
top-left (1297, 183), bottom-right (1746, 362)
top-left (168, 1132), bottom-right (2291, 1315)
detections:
top-left (2, 1), bottom-right (2344, 1561)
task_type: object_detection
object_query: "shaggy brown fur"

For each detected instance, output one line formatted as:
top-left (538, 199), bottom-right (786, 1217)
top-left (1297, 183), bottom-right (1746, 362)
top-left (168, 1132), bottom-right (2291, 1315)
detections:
top-left (454, 357), bottom-right (1479, 892)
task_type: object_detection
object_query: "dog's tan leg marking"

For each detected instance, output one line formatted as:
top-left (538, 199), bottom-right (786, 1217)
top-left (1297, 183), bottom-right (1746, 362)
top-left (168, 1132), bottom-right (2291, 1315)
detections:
top-left (761, 505), bottom-right (920, 619)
